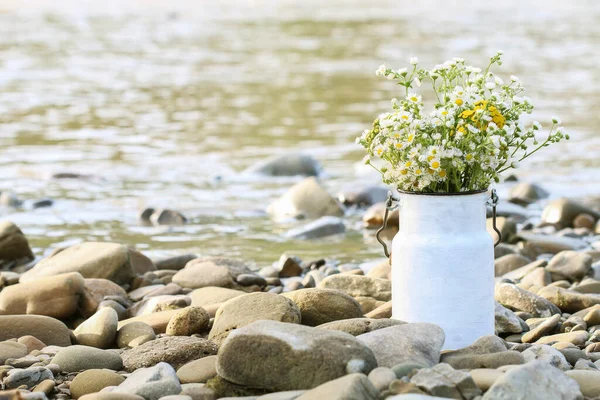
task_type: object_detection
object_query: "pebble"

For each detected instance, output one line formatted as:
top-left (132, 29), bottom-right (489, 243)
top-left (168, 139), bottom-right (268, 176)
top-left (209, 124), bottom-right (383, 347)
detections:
top-left (172, 262), bottom-right (234, 290)
top-left (318, 274), bottom-right (391, 301)
top-left (116, 322), bottom-right (156, 348)
top-left (537, 286), bottom-right (600, 313)
top-left (565, 370), bottom-right (600, 398)
top-left (216, 320), bottom-right (376, 391)
top-left (236, 274), bottom-right (267, 287)
top-left (4, 366), bottom-right (53, 389)
top-left (295, 373), bottom-right (378, 400)
top-left (243, 154), bottom-right (321, 177)
top-left (282, 288), bottom-right (363, 326)
top-left (541, 198), bottom-right (599, 229)
top-left (469, 368), bottom-right (504, 391)
top-left (410, 363), bottom-right (481, 400)
top-left (74, 308), bottom-right (119, 349)
top-left (536, 331), bottom-right (590, 347)
top-left (367, 367), bottom-right (397, 392)
top-left (494, 302), bottom-right (523, 334)
top-left (317, 318), bottom-right (404, 336)
top-left (495, 282), bottom-right (561, 317)
top-left (284, 217), bottom-right (346, 239)
top-left (357, 323), bottom-right (444, 368)
top-left (0, 221), bottom-right (34, 263)
top-left (547, 251), bottom-right (592, 282)
top-left (365, 301), bottom-right (392, 318)
top-left (70, 369), bottom-right (125, 399)
top-left (51, 346), bottom-right (123, 372)
top-left (483, 360), bottom-right (582, 400)
top-left (0, 341), bottom-right (28, 364)
top-left (122, 336), bottom-right (217, 372)
top-left (165, 307), bottom-right (210, 336)
top-left (0, 272), bottom-right (86, 319)
top-left (494, 254), bottom-right (531, 277)
top-left (522, 344), bottom-right (572, 370)
top-left (208, 292), bottom-right (301, 345)
top-left (522, 314), bottom-right (561, 343)
top-left (176, 355), bottom-right (218, 384)
top-left (112, 362), bottom-right (181, 400)
top-left (79, 393), bottom-right (144, 400)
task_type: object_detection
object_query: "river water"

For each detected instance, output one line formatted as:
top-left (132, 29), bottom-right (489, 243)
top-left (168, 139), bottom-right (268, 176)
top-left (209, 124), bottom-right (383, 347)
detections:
top-left (1, 0), bottom-right (599, 266)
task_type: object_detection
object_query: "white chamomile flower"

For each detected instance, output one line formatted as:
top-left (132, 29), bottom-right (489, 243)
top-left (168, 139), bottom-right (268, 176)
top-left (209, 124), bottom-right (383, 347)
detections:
top-left (410, 57), bottom-right (419, 65)
top-left (399, 111), bottom-right (412, 123)
top-left (467, 124), bottom-right (479, 134)
top-left (485, 82), bottom-right (496, 90)
top-left (397, 68), bottom-right (408, 75)
top-left (513, 96), bottom-right (523, 104)
top-left (552, 116), bottom-right (561, 124)
top-left (375, 64), bottom-right (387, 76)
top-left (413, 77), bottom-right (422, 87)
top-left (429, 158), bottom-right (442, 170)
top-left (494, 76), bottom-right (504, 85)
top-left (407, 92), bottom-right (422, 104)
top-left (510, 75), bottom-right (519, 82)
top-left (373, 145), bottom-right (385, 158)
top-left (497, 49), bottom-right (504, 55)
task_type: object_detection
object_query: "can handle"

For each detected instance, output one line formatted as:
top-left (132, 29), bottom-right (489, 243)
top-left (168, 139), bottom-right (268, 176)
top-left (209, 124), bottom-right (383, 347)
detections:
top-left (376, 191), bottom-right (399, 258)
top-left (488, 188), bottom-right (502, 247)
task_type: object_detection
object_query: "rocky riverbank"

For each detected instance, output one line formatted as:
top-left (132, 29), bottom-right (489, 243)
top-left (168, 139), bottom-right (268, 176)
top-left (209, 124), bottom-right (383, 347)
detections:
top-left (1, 177), bottom-right (600, 400)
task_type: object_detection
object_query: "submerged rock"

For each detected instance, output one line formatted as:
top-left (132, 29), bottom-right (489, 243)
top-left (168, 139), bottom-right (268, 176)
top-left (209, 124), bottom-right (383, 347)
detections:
top-left (244, 154), bottom-right (322, 177)
top-left (267, 177), bottom-right (344, 220)
top-left (285, 217), bottom-right (346, 239)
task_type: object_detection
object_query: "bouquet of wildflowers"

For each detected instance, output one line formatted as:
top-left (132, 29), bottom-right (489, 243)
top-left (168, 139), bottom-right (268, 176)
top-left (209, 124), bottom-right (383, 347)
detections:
top-left (356, 52), bottom-right (568, 193)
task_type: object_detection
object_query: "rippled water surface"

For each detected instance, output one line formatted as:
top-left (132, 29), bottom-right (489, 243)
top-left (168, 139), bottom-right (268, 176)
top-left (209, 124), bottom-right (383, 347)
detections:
top-left (1, 0), bottom-right (599, 265)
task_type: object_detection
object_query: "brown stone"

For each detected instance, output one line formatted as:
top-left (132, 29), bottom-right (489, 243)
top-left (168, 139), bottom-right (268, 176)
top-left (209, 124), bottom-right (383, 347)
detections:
top-left (0, 315), bottom-right (72, 346)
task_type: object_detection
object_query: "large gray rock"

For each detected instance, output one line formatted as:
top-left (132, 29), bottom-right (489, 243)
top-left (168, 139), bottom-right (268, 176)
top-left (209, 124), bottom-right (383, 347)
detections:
top-left (410, 363), bottom-right (482, 400)
top-left (495, 282), bottom-right (561, 317)
top-left (216, 320), bottom-right (377, 391)
top-left (122, 336), bottom-right (218, 372)
top-left (0, 221), bottom-right (34, 264)
top-left (52, 345), bottom-right (123, 372)
top-left (209, 292), bottom-right (301, 345)
top-left (267, 177), bottom-right (345, 220)
top-left (509, 183), bottom-right (549, 205)
top-left (282, 288), bottom-right (363, 326)
top-left (295, 373), bottom-right (379, 400)
top-left (112, 362), bottom-right (181, 400)
top-left (244, 154), bottom-right (321, 177)
top-left (20, 242), bottom-right (153, 284)
top-left (285, 217), bottom-right (346, 239)
top-left (319, 274), bottom-right (391, 301)
top-left (495, 302), bottom-right (524, 334)
top-left (357, 323), bottom-right (445, 368)
top-left (483, 360), bottom-right (582, 400)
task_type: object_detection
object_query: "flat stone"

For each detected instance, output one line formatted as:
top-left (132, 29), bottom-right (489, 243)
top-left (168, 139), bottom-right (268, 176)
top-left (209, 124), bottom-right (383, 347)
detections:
top-left (495, 282), bottom-right (561, 317)
top-left (117, 322), bottom-right (156, 348)
top-left (365, 301), bottom-right (392, 318)
top-left (282, 288), bottom-right (363, 326)
top-left (4, 366), bottom-right (53, 389)
top-left (128, 294), bottom-right (190, 317)
top-left (519, 267), bottom-right (552, 290)
top-left (565, 370), bottom-right (600, 398)
top-left (547, 251), bottom-right (592, 282)
top-left (0, 341), bottom-right (27, 364)
top-left (20, 242), bottom-right (150, 284)
top-left (537, 331), bottom-right (590, 347)
top-left (74, 308), bottom-right (119, 349)
top-left (112, 362), bottom-right (181, 400)
top-left (166, 306), bottom-right (210, 336)
top-left (319, 274), bottom-right (391, 301)
top-left (176, 355), bottom-right (217, 384)
top-left (522, 314), bottom-right (560, 343)
top-left (244, 154), bottom-right (321, 177)
top-left (0, 315), bottom-right (72, 346)
top-left (541, 198), bottom-right (600, 229)
top-left (189, 287), bottom-right (246, 309)
top-left (316, 318), bottom-right (405, 336)
top-left (81, 278), bottom-right (128, 317)
top-left (482, 360), bottom-right (582, 400)
top-left (216, 320), bottom-right (377, 391)
top-left (32, 379), bottom-right (55, 395)
top-left (155, 254), bottom-right (197, 271)
top-left (118, 308), bottom-right (182, 334)
top-left (442, 351), bottom-right (525, 370)
top-left (70, 369), bottom-right (125, 399)
top-left (0, 272), bottom-right (85, 319)
top-left (18, 336), bottom-right (46, 354)
top-left (518, 233), bottom-right (587, 256)
top-left (469, 369), bottom-right (504, 391)
top-left (509, 183), bottom-right (549, 205)
top-left (363, 202), bottom-right (399, 229)
top-left (357, 323), bottom-right (444, 368)
top-left (495, 254), bottom-right (531, 277)
top-left (79, 393), bottom-right (144, 400)
top-left (285, 217), bottom-right (346, 239)
top-left (410, 363), bottom-right (482, 400)
top-left (122, 336), bottom-right (217, 372)
top-left (258, 390), bottom-right (305, 400)
top-left (180, 384), bottom-right (217, 400)
top-left (294, 373), bottom-right (378, 400)
top-left (51, 345), bottom-right (123, 372)
top-left (501, 260), bottom-right (547, 282)
top-left (208, 292), bottom-right (301, 345)
top-left (172, 262), bottom-right (234, 289)
top-left (537, 286), bottom-right (600, 313)
top-left (522, 344), bottom-right (572, 370)
top-left (368, 367), bottom-right (397, 391)
top-left (267, 177), bottom-right (344, 220)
